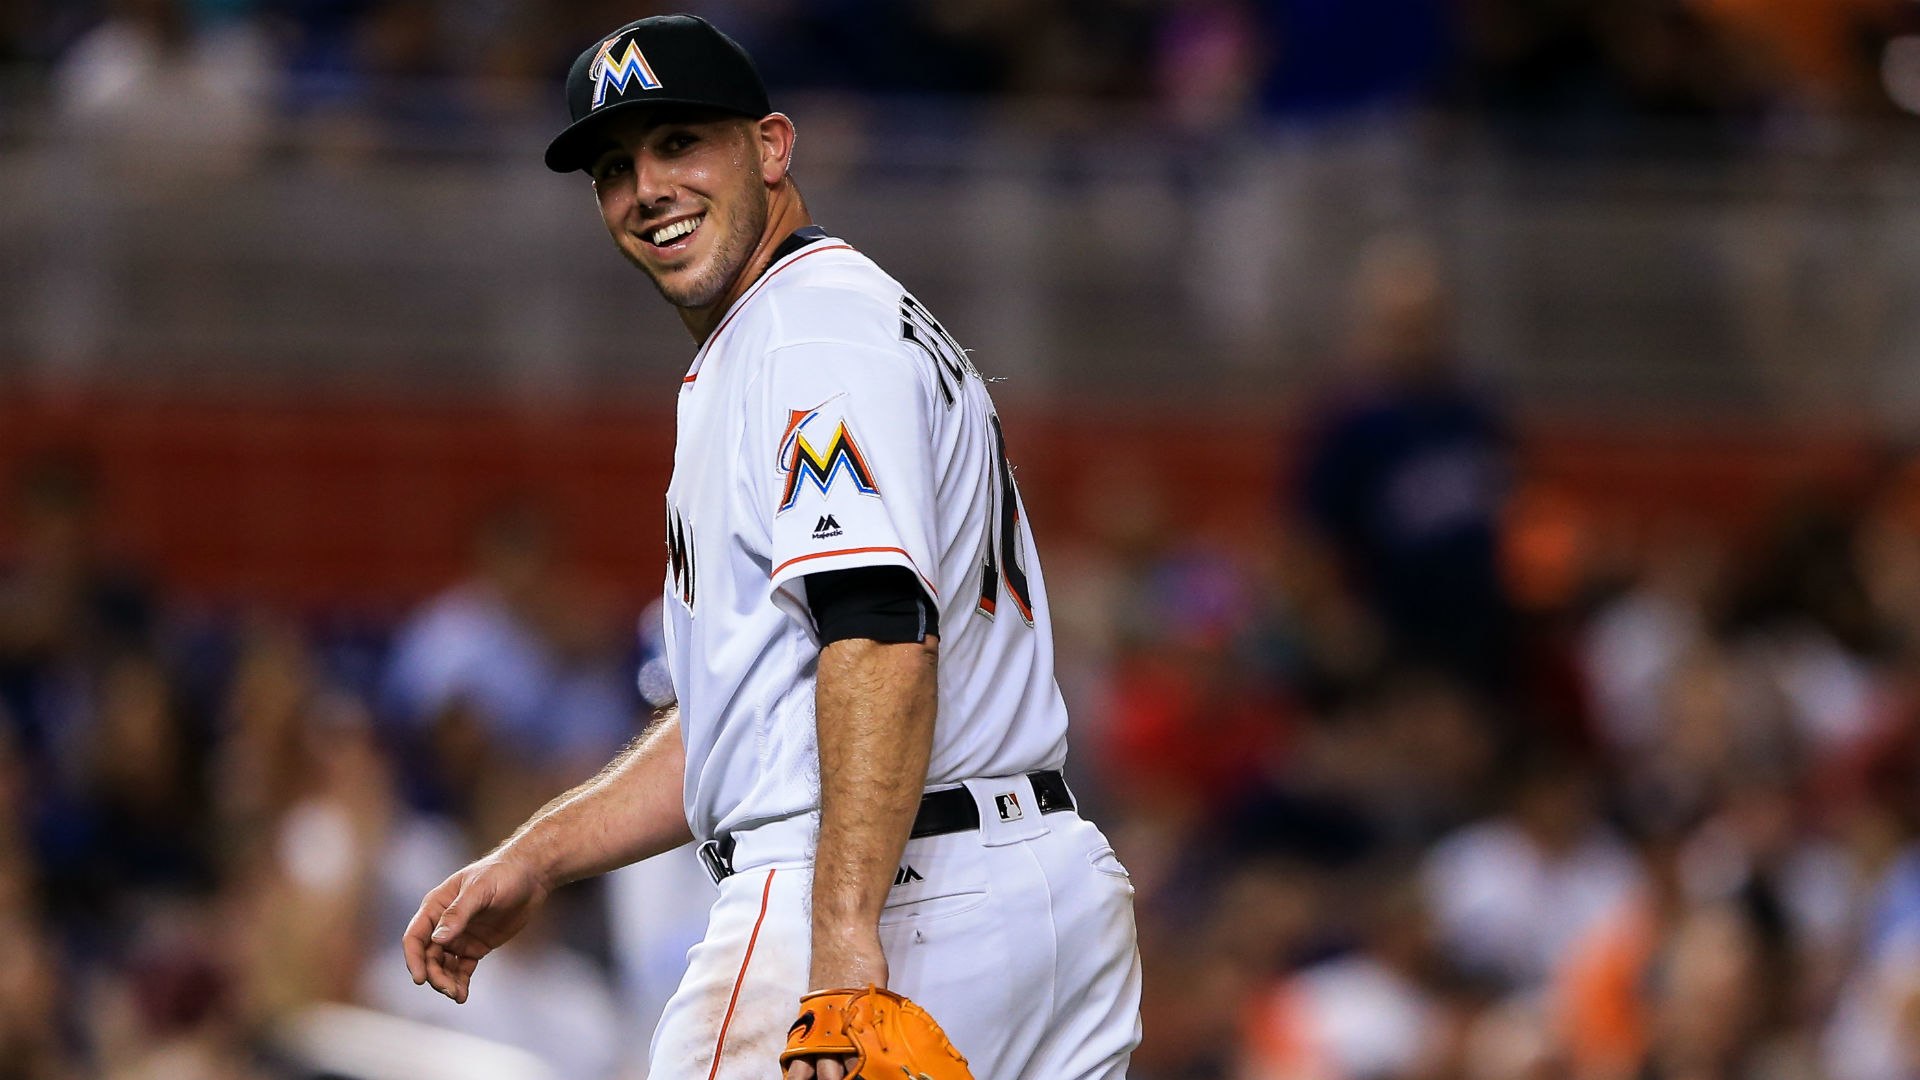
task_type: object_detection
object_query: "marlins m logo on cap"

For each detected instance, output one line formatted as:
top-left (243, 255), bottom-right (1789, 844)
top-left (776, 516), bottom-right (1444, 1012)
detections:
top-left (589, 34), bottom-right (662, 108)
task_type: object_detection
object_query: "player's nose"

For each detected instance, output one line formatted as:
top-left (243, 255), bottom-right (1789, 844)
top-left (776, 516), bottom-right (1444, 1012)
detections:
top-left (632, 152), bottom-right (676, 206)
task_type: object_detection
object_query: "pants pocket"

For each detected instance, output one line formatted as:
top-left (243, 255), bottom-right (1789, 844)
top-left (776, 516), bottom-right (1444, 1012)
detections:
top-left (878, 836), bottom-right (991, 927)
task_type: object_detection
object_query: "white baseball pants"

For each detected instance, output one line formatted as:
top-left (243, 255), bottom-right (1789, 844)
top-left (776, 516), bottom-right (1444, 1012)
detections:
top-left (648, 774), bottom-right (1143, 1080)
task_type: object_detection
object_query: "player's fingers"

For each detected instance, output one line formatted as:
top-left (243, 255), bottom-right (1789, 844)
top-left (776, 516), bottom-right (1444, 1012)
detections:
top-left (402, 893), bottom-right (450, 984)
top-left (423, 943), bottom-right (450, 997)
top-left (426, 937), bottom-right (482, 1000)
top-left (452, 954), bottom-right (480, 1004)
top-left (404, 873), bottom-right (468, 983)
top-left (431, 882), bottom-right (480, 945)
top-left (783, 1061), bottom-right (814, 1080)
top-left (402, 924), bottom-right (428, 984)
top-left (426, 943), bottom-right (464, 1000)
top-left (816, 1058), bottom-right (848, 1080)
top-left (436, 934), bottom-right (486, 960)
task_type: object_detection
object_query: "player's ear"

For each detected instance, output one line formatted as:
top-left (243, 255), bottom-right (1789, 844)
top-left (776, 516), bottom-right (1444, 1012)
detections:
top-left (755, 113), bottom-right (796, 185)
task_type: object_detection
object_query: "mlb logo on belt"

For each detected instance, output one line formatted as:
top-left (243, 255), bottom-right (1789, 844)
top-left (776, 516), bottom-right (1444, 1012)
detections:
top-left (995, 792), bottom-right (1023, 821)
top-left (590, 34), bottom-right (663, 108)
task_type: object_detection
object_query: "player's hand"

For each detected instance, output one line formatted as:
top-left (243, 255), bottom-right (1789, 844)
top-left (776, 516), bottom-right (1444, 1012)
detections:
top-left (401, 848), bottom-right (551, 1004)
top-left (782, 984), bottom-right (974, 1080)
top-left (786, 934), bottom-right (888, 1080)
top-left (784, 1056), bottom-right (855, 1080)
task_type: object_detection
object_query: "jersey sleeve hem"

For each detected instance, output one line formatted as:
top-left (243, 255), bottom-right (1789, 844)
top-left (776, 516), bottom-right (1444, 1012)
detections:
top-left (769, 545), bottom-right (938, 600)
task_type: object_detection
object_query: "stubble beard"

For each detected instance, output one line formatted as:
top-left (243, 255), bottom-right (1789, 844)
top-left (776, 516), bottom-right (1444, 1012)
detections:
top-left (628, 188), bottom-right (770, 312)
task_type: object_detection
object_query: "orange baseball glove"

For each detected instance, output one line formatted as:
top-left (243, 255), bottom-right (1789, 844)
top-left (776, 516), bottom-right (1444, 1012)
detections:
top-left (780, 986), bottom-right (974, 1080)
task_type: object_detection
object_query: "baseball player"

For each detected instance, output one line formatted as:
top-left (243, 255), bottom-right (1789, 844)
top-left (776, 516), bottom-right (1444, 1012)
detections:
top-left (400, 15), bottom-right (1142, 1080)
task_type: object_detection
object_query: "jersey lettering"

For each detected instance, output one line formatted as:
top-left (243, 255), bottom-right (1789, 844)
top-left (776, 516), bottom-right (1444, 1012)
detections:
top-left (666, 501), bottom-right (696, 609)
top-left (900, 293), bottom-right (978, 408)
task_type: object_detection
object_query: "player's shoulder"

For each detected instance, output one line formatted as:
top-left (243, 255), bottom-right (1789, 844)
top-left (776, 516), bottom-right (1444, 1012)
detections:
top-left (752, 239), bottom-right (911, 353)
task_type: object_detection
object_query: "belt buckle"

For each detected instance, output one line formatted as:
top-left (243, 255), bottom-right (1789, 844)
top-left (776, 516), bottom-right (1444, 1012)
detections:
top-left (697, 837), bottom-right (734, 884)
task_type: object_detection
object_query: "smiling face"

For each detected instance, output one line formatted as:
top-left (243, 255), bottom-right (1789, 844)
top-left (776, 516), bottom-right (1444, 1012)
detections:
top-left (588, 107), bottom-right (788, 312)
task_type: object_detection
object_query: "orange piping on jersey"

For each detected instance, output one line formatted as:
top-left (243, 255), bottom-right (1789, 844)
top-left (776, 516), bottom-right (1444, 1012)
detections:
top-left (771, 546), bottom-right (939, 597)
top-left (708, 869), bottom-right (777, 1080)
top-left (683, 243), bottom-right (856, 384)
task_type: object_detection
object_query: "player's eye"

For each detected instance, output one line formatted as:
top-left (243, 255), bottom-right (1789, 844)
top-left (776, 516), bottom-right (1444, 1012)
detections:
top-left (659, 131), bottom-right (699, 153)
top-left (591, 156), bottom-right (632, 184)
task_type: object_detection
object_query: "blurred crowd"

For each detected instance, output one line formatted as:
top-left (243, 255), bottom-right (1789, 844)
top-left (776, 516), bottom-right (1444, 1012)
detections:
top-left (0, 462), bottom-right (659, 1078)
top-left (4, 235), bottom-right (1920, 1080)
top-left (1061, 240), bottom-right (1920, 1080)
top-left (5, 0), bottom-right (1920, 159)
top-left (5, 3), bottom-right (1920, 1080)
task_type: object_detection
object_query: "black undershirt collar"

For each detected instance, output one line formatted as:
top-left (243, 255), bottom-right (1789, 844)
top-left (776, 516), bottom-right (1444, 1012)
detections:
top-left (768, 224), bottom-right (830, 265)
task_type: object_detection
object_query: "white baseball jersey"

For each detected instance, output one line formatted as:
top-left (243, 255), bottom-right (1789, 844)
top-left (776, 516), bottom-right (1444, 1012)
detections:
top-left (661, 231), bottom-right (1070, 842)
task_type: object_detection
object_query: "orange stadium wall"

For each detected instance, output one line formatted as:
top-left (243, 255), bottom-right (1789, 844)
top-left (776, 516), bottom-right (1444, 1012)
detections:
top-left (0, 395), bottom-right (1883, 613)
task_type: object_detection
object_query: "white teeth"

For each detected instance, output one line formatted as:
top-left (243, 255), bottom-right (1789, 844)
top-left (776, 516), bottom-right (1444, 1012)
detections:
top-left (649, 217), bottom-right (701, 245)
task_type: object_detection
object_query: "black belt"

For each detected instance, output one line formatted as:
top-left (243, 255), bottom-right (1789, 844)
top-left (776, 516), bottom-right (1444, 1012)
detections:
top-left (698, 769), bottom-right (1074, 885)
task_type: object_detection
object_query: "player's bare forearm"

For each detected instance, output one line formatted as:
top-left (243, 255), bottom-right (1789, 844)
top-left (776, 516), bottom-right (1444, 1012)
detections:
top-left (809, 635), bottom-right (938, 990)
top-left (499, 706), bottom-right (694, 888)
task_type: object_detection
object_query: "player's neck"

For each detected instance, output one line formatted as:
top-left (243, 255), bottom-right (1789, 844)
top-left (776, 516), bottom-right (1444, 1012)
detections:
top-left (681, 190), bottom-right (814, 346)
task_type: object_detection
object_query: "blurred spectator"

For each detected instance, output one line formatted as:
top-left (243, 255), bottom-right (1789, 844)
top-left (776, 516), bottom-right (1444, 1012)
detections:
top-left (52, 0), bottom-right (273, 181)
top-left (219, 622), bottom-right (392, 1021)
top-left (1131, 860), bottom-right (1321, 1080)
top-left (1250, 0), bottom-right (1457, 122)
top-left (382, 501), bottom-right (636, 832)
top-left (1827, 841), bottom-right (1920, 1080)
top-left (1694, 0), bottom-right (1908, 115)
top-left (1580, 525), bottom-right (1724, 761)
top-left (10, 5), bottom-right (1920, 1076)
top-left (92, 900), bottom-right (260, 1080)
top-left (281, 0), bottom-right (488, 156)
top-left (740, 0), bottom-right (1017, 99)
top-left (0, 731), bottom-right (74, 1080)
top-left (1240, 874), bottom-right (1452, 1080)
top-left (1422, 757), bottom-right (1644, 991)
top-left (1102, 543), bottom-right (1293, 828)
top-left (1294, 234), bottom-right (1516, 696)
top-left (41, 650), bottom-right (216, 937)
top-left (0, 453), bottom-right (155, 771)
top-left (1151, 0), bottom-right (1265, 129)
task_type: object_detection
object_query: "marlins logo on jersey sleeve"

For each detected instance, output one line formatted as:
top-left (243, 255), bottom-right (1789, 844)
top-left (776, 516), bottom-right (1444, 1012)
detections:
top-left (764, 342), bottom-right (940, 603)
top-left (777, 401), bottom-right (879, 515)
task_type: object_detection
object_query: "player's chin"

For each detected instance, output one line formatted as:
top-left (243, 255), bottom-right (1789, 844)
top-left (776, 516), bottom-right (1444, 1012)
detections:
top-left (652, 263), bottom-right (728, 309)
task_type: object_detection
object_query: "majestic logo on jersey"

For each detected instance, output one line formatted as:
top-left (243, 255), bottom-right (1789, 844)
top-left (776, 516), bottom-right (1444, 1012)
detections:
top-left (589, 34), bottom-right (663, 109)
top-left (811, 514), bottom-right (843, 540)
top-left (892, 864), bottom-right (923, 886)
top-left (777, 406), bottom-right (879, 514)
top-left (665, 502), bottom-right (695, 609)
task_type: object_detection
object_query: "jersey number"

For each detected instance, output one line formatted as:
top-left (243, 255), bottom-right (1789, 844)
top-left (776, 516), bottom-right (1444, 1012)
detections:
top-left (977, 414), bottom-right (1035, 625)
top-left (897, 293), bottom-right (1034, 626)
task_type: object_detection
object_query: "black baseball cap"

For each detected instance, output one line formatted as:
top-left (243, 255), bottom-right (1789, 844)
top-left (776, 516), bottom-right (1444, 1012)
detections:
top-left (544, 14), bottom-right (772, 174)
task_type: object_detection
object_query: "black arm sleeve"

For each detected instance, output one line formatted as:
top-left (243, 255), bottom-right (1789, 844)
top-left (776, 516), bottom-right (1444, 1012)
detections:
top-left (804, 565), bottom-right (939, 645)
